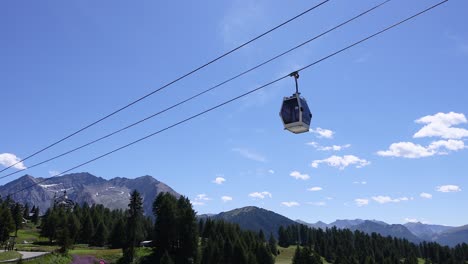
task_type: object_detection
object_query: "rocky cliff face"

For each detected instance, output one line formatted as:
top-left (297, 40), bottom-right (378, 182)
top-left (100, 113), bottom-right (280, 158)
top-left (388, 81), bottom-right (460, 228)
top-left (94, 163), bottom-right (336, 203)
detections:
top-left (0, 172), bottom-right (180, 216)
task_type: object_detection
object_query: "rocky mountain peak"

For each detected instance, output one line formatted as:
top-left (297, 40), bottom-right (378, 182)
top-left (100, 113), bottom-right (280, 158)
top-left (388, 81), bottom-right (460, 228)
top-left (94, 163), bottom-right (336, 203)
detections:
top-left (0, 172), bottom-right (179, 216)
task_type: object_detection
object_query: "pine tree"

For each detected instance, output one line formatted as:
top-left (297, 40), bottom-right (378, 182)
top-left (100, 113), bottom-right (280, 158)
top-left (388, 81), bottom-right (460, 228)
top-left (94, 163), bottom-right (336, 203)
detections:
top-left (67, 213), bottom-right (81, 243)
top-left (80, 213), bottom-right (94, 244)
top-left (91, 221), bottom-right (108, 247)
top-left (0, 203), bottom-right (15, 243)
top-left (12, 203), bottom-right (23, 236)
top-left (57, 221), bottom-right (73, 253)
top-left (160, 250), bottom-right (175, 264)
top-left (153, 193), bottom-right (199, 264)
top-left (269, 232), bottom-right (278, 256)
top-left (124, 190), bottom-right (143, 262)
top-left (40, 208), bottom-right (60, 242)
top-left (153, 193), bottom-right (178, 259)
top-left (31, 206), bottom-right (39, 225)
top-left (175, 196), bottom-right (198, 264)
top-left (109, 217), bottom-right (126, 249)
top-left (23, 203), bottom-right (30, 220)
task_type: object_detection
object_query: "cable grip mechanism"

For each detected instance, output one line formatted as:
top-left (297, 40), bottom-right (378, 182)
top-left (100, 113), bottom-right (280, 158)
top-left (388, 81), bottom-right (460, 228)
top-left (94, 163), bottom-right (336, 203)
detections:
top-left (289, 71), bottom-right (300, 94)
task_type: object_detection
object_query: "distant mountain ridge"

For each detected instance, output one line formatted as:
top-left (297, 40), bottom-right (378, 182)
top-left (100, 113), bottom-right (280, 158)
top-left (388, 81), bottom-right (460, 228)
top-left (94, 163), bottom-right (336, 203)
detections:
top-left (0, 172), bottom-right (180, 216)
top-left (298, 219), bottom-right (467, 246)
top-left (404, 222), bottom-right (453, 241)
top-left (199, 206), bottom-right (297, 237)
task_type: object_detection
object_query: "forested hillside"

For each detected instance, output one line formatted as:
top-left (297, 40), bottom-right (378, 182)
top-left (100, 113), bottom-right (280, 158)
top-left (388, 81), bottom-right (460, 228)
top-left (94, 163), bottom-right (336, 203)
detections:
top-left (278, 224), bottom-right (468, 263)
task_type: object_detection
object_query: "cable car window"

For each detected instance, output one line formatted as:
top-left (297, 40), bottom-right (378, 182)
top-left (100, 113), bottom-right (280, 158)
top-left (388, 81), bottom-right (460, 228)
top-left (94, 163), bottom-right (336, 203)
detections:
top-left (281, 98), bottom-right (300, 124)
top-left (300, 98), bottom-right (311, 125)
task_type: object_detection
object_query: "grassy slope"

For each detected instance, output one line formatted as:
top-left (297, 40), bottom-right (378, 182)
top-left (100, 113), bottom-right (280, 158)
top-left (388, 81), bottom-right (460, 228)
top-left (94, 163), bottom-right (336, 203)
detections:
top-left (0, 251), bottom-right (22, 261)
top-left (69, 247), bottom-right (123, 263)
top-left (23, 253), bottom-right (72, 264)
top-left (275, 246), bottom-right (330, 264)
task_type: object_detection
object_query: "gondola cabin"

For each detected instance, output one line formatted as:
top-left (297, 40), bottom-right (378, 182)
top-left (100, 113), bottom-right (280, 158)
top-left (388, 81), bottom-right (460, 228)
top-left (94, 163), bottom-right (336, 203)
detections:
top-left (280, 93), bottom-right (312, 134)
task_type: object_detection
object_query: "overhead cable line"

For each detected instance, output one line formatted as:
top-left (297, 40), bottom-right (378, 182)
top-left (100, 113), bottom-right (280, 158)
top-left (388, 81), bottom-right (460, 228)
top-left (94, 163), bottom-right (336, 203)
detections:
top-left (8, 0), bottom-right (448, 196)
top-left (0, 0), bottom-right (391, 181)
top-left (0, 0), bottom-right (330, 174)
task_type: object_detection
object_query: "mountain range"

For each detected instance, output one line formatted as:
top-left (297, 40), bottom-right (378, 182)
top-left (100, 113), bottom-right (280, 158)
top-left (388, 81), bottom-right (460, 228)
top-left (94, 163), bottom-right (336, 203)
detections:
top-left (206, 207), bottom-right (466, 246)
top-left (0, 172), bottom-right (180, 216)
top-left (0, 172), bottom-right (466, 246)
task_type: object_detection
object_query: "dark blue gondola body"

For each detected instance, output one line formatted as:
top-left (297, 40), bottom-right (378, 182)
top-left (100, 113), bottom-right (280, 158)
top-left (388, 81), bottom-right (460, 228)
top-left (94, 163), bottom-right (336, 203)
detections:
top-left (280, 93), bottom-right (312, 134)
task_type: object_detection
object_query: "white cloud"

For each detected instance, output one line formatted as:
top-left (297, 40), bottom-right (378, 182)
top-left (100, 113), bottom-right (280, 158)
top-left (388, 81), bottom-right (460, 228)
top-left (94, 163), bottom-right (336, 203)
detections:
top-left (309, 127), bottom-right (334, 139)
top-left (290, 171), bottom-right (310, 180)
top-left (377, 140), bottom-right (465, 158)
top-left (428, 139), bottom-right (465, 152)
top-left (249, 191), bottom-right (272, 199)
top-left (377, 142), bottom-right (434, 158)
top-left (221, 196), bottom-right (233, 202)
top-left (232, 148), bottom-right (267, 162)
top-left (196, 194), bottom-right (211, 201)
top-left (436, 185), bottom-right (461, 193)
top-left (213, 177), bottom-right (226, 185)
top-left (355, 198), bottom-right (369, 207)
top-left (307, 142), bottom-right (351, 151)
top-left (192, 194), bottom-right (212, 206)
top-left (0, 153), bottom-right (26, 170)
top-left (378, 112), bottom-right (468, 159)
top-left (414, 112), bottom-right (468, 139)
top-left (420, 192), bottom-right (433, 199)
top-left (353, 181), bottom-right (367, 185)
top-left (311, 155), bottom-right (370, 170)
top-left (307, 201), bottom-right (326, 206)
top-left (371, 196), bottom-right (410, 204)
top-left (268, 169), bottom-right (275, 174)
top-left (281, 201), bottom-right (300, 207)
top-left (307, 186), bottom-right (322, 191)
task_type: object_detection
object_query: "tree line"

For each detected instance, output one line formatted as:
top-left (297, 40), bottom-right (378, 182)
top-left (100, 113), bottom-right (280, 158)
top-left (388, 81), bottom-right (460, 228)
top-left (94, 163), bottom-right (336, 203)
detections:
top-left (38, 191), bottom-right (276, 263)
top-left (148, 192), bottom-right (276, 264)
top-left (40, 191), bottom-right (153, 257)
top-left (278, 224), bottom-right (468, 264)
top-left (0, 196), bottom-right (40, 246)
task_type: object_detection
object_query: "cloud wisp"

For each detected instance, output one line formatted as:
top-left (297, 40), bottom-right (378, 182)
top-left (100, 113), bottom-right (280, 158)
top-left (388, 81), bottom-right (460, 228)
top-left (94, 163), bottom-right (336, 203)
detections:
top-left (436, 185), bottom-right (461, 193)
top-left (377, 140), bottom-right (465, 158)
top-left (307, 142), bottom-right (351, 151)
top-left (232, 148), bottom-right (267, 162)
top-left (290, 171), bottom-right (310, 180)
top-left (192, 194), bottom-right (212, 206)
top-left (355, 198), bottom-right (369, 207)
top-left (309, 127), bottom-right (334, 139)
top-left (307, 201), bottom-right (326, 206)
top-left (249, 191), bottom-right (272, 199)
top-left (281, 201), bottom-right (300, 207)
top-left (213, 177), bottom-right (226, 185)
top-left (312, 155), bottom-right (370, 170)
top-left (420, 192), bottom-right (433, 199)
top-left (221, 196), bottom-right (233, 202)
top-left (372, 196), bottom-right (410, 204)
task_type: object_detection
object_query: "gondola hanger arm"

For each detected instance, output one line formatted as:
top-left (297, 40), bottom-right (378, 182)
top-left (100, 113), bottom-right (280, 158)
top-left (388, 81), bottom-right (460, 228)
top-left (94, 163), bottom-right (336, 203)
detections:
top-left (289, 71), bottom-right (300, 94)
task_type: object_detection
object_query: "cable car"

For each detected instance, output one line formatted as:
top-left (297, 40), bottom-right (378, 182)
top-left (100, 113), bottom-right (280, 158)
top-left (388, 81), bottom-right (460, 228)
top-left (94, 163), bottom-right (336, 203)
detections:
top-left (280, 72), bottom-right (312, 134)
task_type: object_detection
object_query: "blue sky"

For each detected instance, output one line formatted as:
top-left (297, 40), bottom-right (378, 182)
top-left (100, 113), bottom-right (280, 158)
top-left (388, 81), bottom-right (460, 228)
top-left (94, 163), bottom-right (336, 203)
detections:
top-left (1, 0), bottom-right (467, 226)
